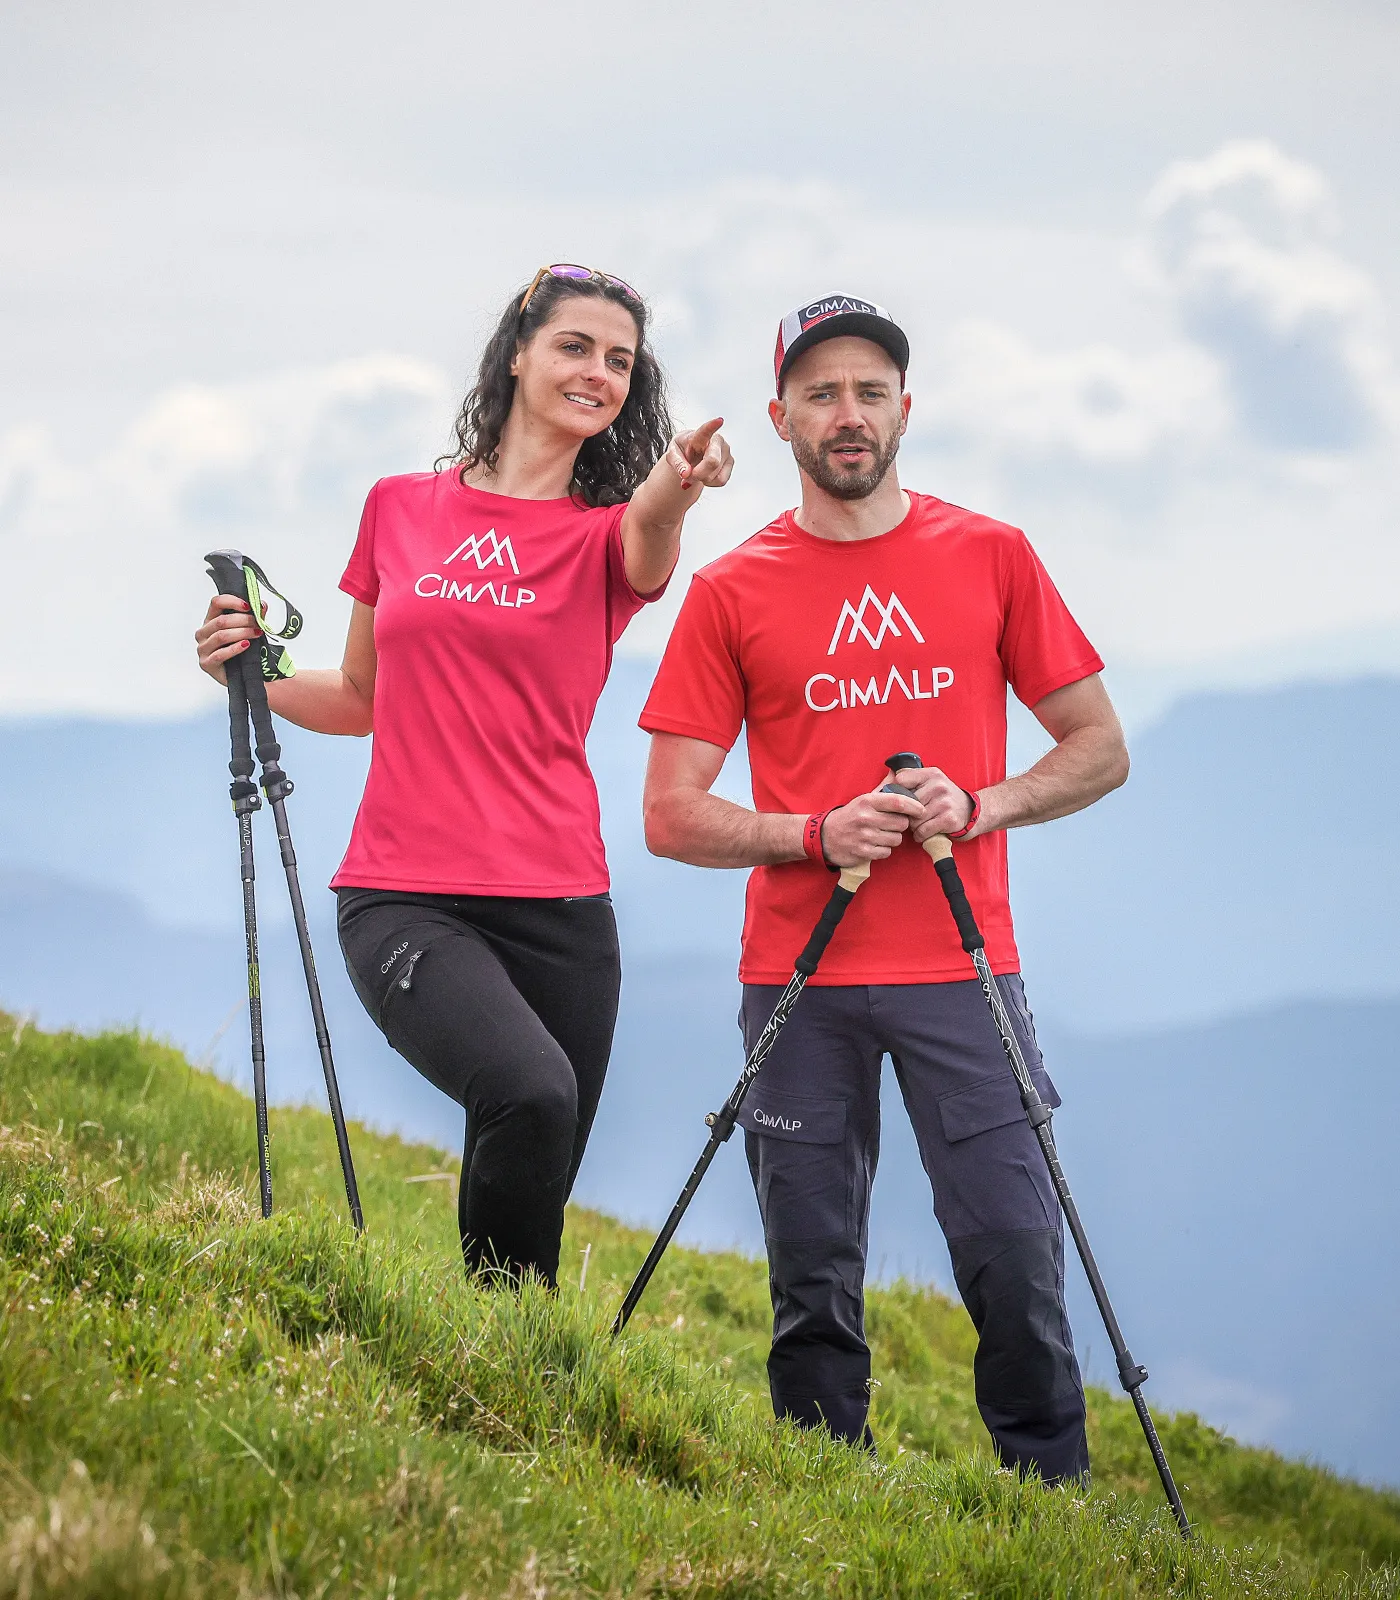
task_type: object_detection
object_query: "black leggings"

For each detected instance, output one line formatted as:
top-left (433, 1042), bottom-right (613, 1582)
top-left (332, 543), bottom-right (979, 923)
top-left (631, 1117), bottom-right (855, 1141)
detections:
top-left (337, 887), bottom-right (621, 1286)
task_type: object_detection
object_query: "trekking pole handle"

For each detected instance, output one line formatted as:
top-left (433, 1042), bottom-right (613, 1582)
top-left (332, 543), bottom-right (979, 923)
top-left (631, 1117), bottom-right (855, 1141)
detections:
top-left (836, 860), bottom-right (871, 893)
top-left (205, 549), bottom-right (248, 602)
top-left (797, 749), bottom-right (936, 975)
top-left (924, 836), bottom-right (984, 952)
top-left (880, 749), bottom-right (924, 807)
top-left (794, 858), bottom-right (869, 974)
top-left (882, 751), bottom-right (985, 952)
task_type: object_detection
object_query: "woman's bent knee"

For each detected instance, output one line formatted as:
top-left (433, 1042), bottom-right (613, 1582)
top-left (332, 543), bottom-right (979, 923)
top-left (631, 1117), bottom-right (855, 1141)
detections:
top-left (475, 1065), bottom-right (579, 1169)
top-left (515, 1071), bottom-right (579, 1145)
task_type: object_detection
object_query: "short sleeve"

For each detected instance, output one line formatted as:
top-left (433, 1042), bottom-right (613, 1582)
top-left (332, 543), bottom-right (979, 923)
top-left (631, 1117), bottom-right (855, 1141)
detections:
top-left (605, 503), bottom-right (673, 644)
top-left (340, 481), bottom-right (382, 606)
top-left (639, 574), bottom-right (745, 751)
top-left (999, 531), bottom-right (1105, 708)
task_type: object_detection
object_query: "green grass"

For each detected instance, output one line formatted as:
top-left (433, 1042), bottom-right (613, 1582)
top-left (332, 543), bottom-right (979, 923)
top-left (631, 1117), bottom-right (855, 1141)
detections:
top-left (1, 1014), bottom-right (1398, 1597)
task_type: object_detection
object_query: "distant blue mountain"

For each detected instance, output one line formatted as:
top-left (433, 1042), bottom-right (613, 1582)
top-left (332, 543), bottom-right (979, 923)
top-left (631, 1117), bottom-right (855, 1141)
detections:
top-left (0, 710), bottom-right (371, 937)
top-left (1048, 999), bottom-right (1400, 1488)
top-left (1009, 677), bottom-right (1400, 1031)
top-left (5, 666), bottom-right (1396, 1034)
top-left (0, 868), bottom-right (456, 1149)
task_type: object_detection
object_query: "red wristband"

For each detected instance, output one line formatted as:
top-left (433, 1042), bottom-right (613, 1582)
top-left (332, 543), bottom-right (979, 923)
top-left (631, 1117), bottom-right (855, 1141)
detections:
top-left (802, 810), bottom-right (831, 866)
top-left (946, 789), bottom-right (981, 841)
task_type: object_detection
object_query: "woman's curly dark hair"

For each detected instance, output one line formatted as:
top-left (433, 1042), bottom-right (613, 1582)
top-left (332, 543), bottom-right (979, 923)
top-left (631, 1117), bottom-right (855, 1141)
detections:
top-left (438, 273), bottom-right (673, 508)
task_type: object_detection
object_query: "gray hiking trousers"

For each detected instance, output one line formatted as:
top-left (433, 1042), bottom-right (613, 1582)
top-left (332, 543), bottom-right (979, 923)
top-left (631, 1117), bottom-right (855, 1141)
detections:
top-left (739, 975), bottom-right (1090, 1484)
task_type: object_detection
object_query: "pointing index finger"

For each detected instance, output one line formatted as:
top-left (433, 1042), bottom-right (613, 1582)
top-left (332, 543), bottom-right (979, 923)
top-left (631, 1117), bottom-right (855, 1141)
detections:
top-left (684, 417), bottom-right (724, 464)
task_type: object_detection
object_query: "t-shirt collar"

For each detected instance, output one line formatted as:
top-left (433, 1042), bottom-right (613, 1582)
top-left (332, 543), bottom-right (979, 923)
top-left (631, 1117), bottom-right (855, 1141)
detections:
top-left (779, 491), bottom-right (924, 551)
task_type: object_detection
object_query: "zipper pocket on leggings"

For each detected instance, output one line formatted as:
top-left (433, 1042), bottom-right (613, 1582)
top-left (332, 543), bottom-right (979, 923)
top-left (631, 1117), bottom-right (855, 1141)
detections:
top-left (378, 948), bottom-right (425, 1027)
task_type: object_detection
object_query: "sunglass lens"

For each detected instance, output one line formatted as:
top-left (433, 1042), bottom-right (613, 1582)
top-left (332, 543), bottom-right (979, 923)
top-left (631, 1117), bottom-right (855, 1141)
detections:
top-left (549, 264), bottom-right (595, 281)
top-left (604, 275), bottom-right (641, 300)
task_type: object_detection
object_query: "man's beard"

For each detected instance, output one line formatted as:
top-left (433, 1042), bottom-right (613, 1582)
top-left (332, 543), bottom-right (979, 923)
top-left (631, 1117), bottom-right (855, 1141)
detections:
top-left (791, 424), bottom-right (901, 500)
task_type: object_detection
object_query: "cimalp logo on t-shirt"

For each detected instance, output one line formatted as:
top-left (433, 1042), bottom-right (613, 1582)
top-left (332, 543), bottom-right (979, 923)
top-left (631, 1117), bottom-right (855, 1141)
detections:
top-left (827, 585), bottom-right (923, 653)
top-left (805, 586), bottom-right (954, 712)
top-left (414, 530), bottom-right (536, 608)
top-left (448, 530), bottom-right (520, 574)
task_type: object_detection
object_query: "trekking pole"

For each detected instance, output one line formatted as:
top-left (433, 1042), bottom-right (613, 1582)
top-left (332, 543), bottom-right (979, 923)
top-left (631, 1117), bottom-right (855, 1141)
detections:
top-left (884, 751), bottom-right (1190, 1537)
top-left (223, 639), bottom-right (273, 1218)
top-left (206, 550), bottom-right (365, 1234)
top-left (612, 855), bottom-right (872, 1336)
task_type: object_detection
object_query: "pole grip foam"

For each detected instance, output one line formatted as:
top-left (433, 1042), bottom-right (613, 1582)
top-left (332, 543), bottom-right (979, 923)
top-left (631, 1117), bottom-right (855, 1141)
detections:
top-left (795, 881), bottom-right (859, 975)
top-left (932, 852), bottom-right (985, 952)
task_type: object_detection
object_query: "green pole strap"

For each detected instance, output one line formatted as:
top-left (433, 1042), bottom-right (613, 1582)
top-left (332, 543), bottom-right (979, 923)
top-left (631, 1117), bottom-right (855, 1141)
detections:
top-left (240, 556), bottom-right (303, 682)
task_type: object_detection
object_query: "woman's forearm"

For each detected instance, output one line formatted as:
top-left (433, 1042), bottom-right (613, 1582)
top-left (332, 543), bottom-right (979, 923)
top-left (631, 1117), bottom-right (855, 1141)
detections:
top-left (265, 667), bottom-right (374, 736)
top-left (199, 597), bottom-right (378, 736)
top-left (622, 420), bottom-right (733, 594)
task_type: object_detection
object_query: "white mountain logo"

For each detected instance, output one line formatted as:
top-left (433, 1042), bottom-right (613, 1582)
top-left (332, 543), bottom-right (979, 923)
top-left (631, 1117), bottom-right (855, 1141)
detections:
top-left (444, 529), bottom-right (520, 575)
top-left (827, 586), bottom-right (925, 654)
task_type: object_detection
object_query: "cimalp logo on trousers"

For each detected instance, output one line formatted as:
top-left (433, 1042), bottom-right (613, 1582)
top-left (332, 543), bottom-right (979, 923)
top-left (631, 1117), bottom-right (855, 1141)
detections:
top-left (415, 529), bottom-right (535, 607)
top-left (827, 586), bottom-right (925, 654)
top-left (751, 1107), bottom-right (803, 1133)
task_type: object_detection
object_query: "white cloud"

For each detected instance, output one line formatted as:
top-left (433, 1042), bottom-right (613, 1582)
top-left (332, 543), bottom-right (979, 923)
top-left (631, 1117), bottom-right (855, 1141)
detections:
top-left (0, 356), bottom-right (449, 715)
top-left (619, 153), bottom-right (1400, 676)
top-left (3, 143), bottom-right (1399, 716)
top-left (1138, 139), bottom-right (1394, 449)
top-left (914, 320), bottom-right (1225, 465)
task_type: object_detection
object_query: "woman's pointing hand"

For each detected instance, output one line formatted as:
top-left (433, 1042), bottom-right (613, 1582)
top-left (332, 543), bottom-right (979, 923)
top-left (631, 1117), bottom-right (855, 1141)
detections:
top-left (671, 417), bottom-right (734, 492)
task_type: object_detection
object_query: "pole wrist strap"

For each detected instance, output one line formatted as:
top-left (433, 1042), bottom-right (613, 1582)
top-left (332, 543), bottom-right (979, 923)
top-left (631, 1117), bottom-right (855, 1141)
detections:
top-left (947, 789), bottom-right (981, 841)
top-left (241, 557), bottom-right (303, 683)
top-left (803, 809), bottom-right (840, 872)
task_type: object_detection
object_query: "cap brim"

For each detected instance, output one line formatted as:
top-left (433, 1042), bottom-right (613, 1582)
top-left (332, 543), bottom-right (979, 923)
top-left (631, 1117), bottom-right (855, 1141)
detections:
top-left (778, 314), bottom-right (910, 389)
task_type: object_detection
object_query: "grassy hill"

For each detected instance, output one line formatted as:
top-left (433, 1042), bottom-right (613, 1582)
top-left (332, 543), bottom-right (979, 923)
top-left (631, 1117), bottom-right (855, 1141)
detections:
top-left (2, 1017), bottom-right (1398, 1597)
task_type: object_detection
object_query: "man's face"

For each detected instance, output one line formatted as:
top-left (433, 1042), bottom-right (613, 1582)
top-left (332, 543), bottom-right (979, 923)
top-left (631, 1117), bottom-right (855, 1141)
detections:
top-left (769, 337), bottom-right (910, 500)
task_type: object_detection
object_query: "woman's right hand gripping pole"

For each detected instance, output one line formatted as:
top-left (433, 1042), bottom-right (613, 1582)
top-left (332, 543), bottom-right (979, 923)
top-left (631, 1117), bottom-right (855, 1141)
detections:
top-left (196, 592), bottom-right (262, 686)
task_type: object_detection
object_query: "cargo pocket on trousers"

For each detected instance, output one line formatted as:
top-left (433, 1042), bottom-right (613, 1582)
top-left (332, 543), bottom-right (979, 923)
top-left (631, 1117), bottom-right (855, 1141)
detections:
top-left (937, 1068), bottom-right (1061, 1144)
top-left (745, 1090), bottom-right (851, 1243)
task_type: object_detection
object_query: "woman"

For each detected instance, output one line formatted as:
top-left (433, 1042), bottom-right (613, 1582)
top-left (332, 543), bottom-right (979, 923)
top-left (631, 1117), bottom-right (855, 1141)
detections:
top-left (196, 265), bottom-right (731, 1286)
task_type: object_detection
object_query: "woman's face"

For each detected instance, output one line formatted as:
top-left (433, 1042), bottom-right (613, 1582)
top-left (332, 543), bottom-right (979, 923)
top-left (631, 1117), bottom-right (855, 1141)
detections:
top-left (511, 295), bottom-right (639, 442)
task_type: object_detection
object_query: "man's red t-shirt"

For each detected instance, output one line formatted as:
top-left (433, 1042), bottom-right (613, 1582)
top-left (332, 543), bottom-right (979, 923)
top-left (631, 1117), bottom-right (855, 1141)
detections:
top-left (639, 493), bottom-right (1104, 985)
top-left (332, 472), bottom-right (660, 897)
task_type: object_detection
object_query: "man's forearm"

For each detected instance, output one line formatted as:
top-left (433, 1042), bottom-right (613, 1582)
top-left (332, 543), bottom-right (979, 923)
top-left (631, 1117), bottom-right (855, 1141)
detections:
top-left (644, 787), bottom-right (805, 869)
top-left (976, 723), bottom-right (1128, 834)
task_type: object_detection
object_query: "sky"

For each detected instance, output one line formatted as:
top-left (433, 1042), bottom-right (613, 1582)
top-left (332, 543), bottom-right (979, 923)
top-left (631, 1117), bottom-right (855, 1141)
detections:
top-left (3, 0), bottom-right (1399, 721)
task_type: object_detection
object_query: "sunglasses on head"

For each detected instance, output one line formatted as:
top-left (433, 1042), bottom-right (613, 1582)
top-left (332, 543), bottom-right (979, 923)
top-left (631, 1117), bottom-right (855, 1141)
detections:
top-left (519, 263), bottom-right (641, 315)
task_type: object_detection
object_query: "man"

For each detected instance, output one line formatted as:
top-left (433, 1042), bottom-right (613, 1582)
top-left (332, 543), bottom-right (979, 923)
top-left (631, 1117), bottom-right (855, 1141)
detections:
top-left (638, 295), bottom-right (1128, 1484)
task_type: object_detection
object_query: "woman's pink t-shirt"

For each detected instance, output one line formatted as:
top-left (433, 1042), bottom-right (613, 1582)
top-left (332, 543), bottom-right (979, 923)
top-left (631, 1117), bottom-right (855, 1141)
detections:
top-left (330, 472), bottom-right (660, 897)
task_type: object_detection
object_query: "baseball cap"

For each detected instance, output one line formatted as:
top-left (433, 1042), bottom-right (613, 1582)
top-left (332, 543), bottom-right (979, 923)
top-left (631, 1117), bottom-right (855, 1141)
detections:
top-left (773, 295), bottom-right (910, 393)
